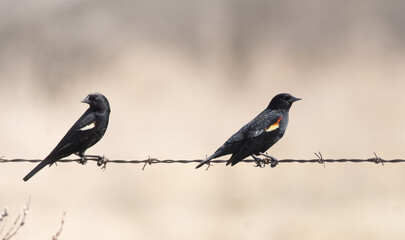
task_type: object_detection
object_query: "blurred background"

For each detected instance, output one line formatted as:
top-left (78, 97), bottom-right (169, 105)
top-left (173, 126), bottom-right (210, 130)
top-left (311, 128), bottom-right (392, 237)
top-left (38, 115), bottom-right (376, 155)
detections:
top-left (1, 0), bottom-right (405, 239)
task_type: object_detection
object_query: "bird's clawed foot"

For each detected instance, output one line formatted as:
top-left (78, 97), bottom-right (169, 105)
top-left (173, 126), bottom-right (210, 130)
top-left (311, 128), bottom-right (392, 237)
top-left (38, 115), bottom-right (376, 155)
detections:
top-left (97, 155), bottom-right (108, 170)
top-left (259, 153), bottom-right (278, 168)
top-left (79, 156), bottom-right (87, 165)
top-left (77, 154), bottom-right (107, 169)
top-left (252, 155), bottom-right (266, 168)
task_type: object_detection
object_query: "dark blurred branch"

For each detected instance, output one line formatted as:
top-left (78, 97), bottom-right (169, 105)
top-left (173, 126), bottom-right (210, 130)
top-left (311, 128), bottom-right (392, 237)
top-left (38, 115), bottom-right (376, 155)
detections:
top-left (1, 152), bottom-right (402, 170)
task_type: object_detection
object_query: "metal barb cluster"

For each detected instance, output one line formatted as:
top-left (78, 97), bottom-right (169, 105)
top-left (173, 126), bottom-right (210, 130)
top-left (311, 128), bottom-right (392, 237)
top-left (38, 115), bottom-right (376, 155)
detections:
top-left (2, 152), bottom-right (405, 170)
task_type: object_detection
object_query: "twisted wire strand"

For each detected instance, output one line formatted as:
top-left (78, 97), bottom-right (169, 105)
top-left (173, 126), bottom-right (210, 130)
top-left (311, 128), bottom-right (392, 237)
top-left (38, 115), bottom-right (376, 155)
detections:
top-left (1, 152), bottom-right (404, 170)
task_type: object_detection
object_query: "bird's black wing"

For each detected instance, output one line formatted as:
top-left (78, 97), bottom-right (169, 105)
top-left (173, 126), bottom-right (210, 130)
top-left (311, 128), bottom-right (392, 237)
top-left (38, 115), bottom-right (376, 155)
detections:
top-left (46, 109), bottom-right (97, 160)
top-left (227, 110), bottom-right (283, 166)
top-left (196, 109), bottom-right (281, 168)
top-left (23, 110), bottom-right (96, 181)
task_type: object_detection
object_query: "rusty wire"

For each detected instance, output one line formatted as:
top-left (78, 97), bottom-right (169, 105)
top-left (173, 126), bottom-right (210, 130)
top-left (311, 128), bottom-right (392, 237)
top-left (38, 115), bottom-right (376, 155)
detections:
top-left (2, 152), bottom-right (405, 170)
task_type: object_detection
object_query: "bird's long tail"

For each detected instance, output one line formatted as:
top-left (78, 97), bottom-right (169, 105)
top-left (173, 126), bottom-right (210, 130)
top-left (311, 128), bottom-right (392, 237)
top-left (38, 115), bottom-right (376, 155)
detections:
top-left (23, 160), bottom-right (50, 181)
top-left (196, 155), bottom-right (214, 169)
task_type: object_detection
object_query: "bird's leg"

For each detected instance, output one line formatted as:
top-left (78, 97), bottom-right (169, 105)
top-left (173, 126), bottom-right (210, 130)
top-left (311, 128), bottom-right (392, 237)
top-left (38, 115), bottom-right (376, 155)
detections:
top-left (75, 153), bottom-right (88, 165)
top-left (75, 153), bottom-right (102, 164)
top-left (75, 153), bottom-right (107, 168)
top-left (259, 152), bottom-right (278, 168)
top-left (83, 154), bottom-right (105, 167)
top-left (252, 155), bottom-right (265, 168)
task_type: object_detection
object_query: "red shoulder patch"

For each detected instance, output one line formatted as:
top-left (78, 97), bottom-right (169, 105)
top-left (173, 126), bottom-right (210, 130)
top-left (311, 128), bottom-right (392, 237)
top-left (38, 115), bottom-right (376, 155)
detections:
top-left (265, 117), bottom-right (281, 132)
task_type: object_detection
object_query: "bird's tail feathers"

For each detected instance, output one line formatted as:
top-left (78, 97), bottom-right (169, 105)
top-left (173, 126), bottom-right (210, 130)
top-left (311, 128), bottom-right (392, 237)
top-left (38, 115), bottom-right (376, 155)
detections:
top-left (195, 155), bottom-right (215, 169)
top-left (23, 160), bottom-right (50, 181)
top-left (226, 153), bottom-right (244, 166)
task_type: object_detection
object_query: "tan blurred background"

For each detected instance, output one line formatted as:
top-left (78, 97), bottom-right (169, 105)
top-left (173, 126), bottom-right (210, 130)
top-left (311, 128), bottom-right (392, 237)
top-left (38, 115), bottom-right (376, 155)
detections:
top-left (1, 0), bottom-right (405, 239)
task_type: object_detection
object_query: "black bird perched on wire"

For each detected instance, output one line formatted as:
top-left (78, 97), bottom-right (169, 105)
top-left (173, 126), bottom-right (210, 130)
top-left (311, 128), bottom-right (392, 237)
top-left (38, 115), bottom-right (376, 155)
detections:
top-left (196, 93), bottom-right (301, 168)
top-left (23, 92), bottom-right (111, 181)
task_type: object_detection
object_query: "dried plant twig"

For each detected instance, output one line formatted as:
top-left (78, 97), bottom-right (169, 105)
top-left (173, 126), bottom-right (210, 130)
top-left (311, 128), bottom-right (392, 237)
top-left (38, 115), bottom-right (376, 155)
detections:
top-left (0, 207), bottom-right (9, 236)
top-left (52, 212), bottom-right (66, 240)
top-left (2, 197), bottom-right (30, 240)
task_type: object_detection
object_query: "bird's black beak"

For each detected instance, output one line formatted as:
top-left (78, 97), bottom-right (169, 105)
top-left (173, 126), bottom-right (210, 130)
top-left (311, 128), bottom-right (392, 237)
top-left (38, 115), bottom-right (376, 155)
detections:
top-left (81, 97), bottom-right (91, 104)
top-left (289, 96), bottom-right (302, 103)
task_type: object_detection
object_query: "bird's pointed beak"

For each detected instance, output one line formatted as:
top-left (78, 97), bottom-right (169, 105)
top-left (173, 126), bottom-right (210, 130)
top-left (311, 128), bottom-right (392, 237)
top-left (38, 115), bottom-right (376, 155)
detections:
top-left (81, 96), bottom-right (90, 104)
top-left (290, 96), bottom-right (302, 103)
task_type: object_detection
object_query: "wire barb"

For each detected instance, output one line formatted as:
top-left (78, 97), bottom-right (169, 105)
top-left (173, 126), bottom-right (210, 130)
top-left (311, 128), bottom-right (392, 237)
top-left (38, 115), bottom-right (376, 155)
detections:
top-left (142, 156), bottom-right (155, 171)
top-left (201, 155), bottom-right (209, 171)
top-left (372, 152), bottom-right (384, 166)
top-left (314, 152), bottom-right (325, 168)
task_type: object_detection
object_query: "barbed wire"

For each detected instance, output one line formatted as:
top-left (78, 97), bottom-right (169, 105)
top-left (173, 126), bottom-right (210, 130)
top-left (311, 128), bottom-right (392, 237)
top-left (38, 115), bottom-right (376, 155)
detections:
top-left (2, 152), bottom-right (405, 170)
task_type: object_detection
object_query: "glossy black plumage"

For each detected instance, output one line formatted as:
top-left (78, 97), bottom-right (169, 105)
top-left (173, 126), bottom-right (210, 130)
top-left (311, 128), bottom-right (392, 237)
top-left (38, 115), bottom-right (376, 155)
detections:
top-left (196, 93), bottom-right (300, 168)
top-left (23, 93), bottom-right (111, 181)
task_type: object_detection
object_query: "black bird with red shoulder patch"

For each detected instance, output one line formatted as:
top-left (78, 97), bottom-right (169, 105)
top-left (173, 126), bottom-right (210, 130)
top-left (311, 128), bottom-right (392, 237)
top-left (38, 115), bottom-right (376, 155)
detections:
top-left (23, 93), bottom-right (111, 181)
top-left (196, 93), bottom-right (301, 168)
